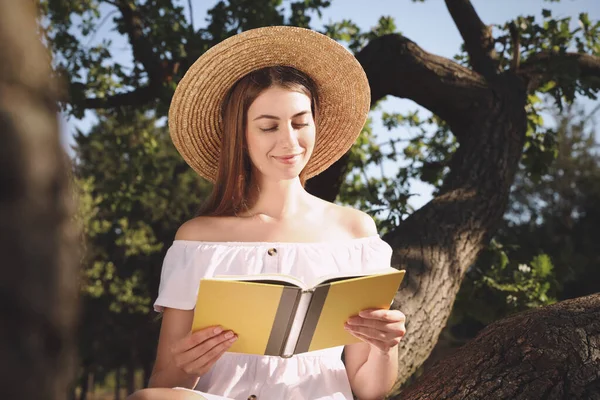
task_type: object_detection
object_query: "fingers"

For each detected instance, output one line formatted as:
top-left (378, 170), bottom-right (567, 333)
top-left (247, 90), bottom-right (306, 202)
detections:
top-left (344, 322), bottom-right (403, 343)
top-left (346, 329), bottom-right (390, 353)
top-left (184, 335), bottom-right (238, 376)
top-left (346, 315), bottom-right (405, 336)
top-left (171, 326), bottom-right (238, 376)
top-left (346, 316), bottom-right (403, 331)
top-left (345, 309), bottom-right (406, 351)
top-left (171, 326), bottom-right (223, 354)
top-left (175, 329), bottom-right (236, 367)
top-left (358, 309), bottom-right (406, 323)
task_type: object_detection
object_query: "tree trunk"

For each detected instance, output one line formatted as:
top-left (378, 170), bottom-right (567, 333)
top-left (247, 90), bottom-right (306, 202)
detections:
top-left (87, 372), bottom-right (95, 399)
top-left (394, 294), bottom-right (600, 400)
top-left (115, 367), bottom-right (122, 400)
top-left (386, 74), bottom-right (528, 388)
top-left (127, 360), bottom-right (136, 394)
top-left (0, 2), bottom-right (79, 400)
top-left (78, 372), bottom-right (88, 400)
top-left (142, 361), bottom-right (153, 389)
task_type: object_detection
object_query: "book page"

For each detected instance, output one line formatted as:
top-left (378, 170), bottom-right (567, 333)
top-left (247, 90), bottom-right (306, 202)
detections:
top-left (282, 290), bottom-right (313, 357)
top-left (212, 273), bottom-right (309, 289)
top-left (310, 267), bottom-right (400, 287)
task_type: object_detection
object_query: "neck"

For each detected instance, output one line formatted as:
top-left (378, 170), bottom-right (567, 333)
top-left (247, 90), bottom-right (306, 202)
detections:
top-left (246, 176), bottom-right (310, 220)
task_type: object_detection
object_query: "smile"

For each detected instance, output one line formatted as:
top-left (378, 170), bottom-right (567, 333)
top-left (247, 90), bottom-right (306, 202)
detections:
top-left (273, 152), bottom-right (304, 164)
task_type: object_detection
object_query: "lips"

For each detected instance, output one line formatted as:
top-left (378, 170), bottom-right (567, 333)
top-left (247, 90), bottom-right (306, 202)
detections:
top-left (273, 152), bottom-right (304, 164)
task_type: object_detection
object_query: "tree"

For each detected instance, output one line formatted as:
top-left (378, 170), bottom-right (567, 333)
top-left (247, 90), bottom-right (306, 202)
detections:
top-left (420, 103), bottom-right (600, 378)
top-left (0, 1), bottom-right (79, 400)
top-left (42, 0), bottom-right (600, 396)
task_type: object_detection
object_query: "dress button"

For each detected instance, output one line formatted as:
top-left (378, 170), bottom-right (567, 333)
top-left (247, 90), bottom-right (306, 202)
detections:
top-left (267, 248), bottom-right (277, 256)
top-left (247, 396), bottom-right (257, 400)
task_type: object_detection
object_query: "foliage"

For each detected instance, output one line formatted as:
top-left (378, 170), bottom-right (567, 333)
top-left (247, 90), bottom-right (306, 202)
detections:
top-left (39, 0), bottom-right (333, 118)
top-left (71, 109), bottom-right (210, 388)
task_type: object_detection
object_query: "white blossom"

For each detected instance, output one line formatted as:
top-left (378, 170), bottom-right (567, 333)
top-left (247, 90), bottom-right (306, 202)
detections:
top-left (518, 264), bottom-right (531, 273)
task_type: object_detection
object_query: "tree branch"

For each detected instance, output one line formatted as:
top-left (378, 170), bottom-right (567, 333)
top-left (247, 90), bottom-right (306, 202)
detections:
top-left (508, 22), bottom-right (520, 71)
top-left (518, 52), bottom-right (600, 92)
top-left (82, 85), bottom-right (156, 109)
top-left (355, 33), bottom-right (490, 140)
top-left (187, 0), bottom-right (194, 31)
top-left (309, 33), bottom-right (491, 201)
top-left (444, 0), bottom-right (498, 77)
top-left (115, 0), bottom-right (163, 83)
top-left (396, 294), bottom-right (600, 399)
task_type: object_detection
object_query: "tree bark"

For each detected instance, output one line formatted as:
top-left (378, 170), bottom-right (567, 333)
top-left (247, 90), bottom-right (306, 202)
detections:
top-left (394, 294), bottom-right (600, 400)
top-left (0, 2), bottom-right (79, 400)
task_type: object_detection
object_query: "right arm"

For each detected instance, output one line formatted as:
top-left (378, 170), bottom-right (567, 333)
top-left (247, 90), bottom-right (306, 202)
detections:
top-left (148, 308), bottom-right (237, 389)
top-left (149, 219), bottom-right (237, 389)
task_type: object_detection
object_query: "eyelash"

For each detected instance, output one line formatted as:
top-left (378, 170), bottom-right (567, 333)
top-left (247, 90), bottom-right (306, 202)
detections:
top-left (260, 123), bottom-right (309, 132)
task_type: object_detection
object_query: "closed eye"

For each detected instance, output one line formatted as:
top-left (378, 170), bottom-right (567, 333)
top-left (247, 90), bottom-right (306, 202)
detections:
top-left (260, 123), bottom-right (310, 132)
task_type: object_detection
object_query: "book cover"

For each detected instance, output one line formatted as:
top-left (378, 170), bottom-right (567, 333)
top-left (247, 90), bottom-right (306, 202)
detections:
top-left (191, 268), bottom-right (405, 357)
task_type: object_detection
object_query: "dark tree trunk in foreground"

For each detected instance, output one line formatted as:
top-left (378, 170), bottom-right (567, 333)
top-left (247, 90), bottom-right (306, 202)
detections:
top-left (395, 294), bottom-right (600, 400)
top-left (0, 2), bottom-right (79, 400)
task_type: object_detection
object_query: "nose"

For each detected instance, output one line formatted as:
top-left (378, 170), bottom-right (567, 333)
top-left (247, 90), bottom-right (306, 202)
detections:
top-left (278, 122), bottom-right (300, 149)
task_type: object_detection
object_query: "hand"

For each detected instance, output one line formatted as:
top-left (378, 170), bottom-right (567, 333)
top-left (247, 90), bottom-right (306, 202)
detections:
top-left (171, 326), bottom-right (237, 377)
top-left (344, 309), bottom-right (406, 354)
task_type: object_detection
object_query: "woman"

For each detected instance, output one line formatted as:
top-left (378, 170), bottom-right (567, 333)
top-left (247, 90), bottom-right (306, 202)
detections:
top-left (129, 26), bottom-right (406, 400)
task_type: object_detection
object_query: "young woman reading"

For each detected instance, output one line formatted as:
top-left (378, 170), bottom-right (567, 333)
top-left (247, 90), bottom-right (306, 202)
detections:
top-left (128, 26), bottom-right (406, 400)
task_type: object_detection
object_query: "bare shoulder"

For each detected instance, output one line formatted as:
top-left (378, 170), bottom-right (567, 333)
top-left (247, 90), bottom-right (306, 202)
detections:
top-left (321, 201), bottom-right (378, 238)
top-left (174, 216), bottom-right (231, 241)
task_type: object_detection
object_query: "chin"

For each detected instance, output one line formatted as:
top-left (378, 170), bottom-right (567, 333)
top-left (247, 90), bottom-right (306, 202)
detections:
top-left (277, 169), bottom-right (303, 181)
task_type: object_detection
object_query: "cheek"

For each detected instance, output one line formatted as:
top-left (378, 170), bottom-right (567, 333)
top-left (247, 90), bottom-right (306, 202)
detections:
top-left (245, 130), bottom-right (272, 166)
top-left (300, 127), bottom-right (316, 151)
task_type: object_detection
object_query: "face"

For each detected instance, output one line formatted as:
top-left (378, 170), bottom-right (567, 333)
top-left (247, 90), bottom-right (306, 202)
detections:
top-left (245, 86), bottom-right (316, 182)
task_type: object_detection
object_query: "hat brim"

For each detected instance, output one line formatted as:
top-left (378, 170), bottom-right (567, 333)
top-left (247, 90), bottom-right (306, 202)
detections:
top-left (168, 26), bottom-right (371, 183)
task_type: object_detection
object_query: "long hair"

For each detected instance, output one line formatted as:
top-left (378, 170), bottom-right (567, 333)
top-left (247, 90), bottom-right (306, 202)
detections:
top-left (198, 66), bottom-right (320, 216)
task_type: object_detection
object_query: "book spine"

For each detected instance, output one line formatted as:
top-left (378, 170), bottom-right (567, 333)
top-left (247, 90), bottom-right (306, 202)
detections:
top-left (264, 287), bottom-right (301, 356)
top-left (293, 284), bottom-right (330, 354)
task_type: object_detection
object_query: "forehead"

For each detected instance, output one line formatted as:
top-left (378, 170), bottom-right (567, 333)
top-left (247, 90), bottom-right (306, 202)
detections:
top-left (247, 87), bottom-right (311, 117)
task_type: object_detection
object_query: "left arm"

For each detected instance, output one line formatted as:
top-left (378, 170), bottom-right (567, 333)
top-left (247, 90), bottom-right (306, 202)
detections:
top-left (344, 309), bottom-right (405, 400)
top-left (341, 208), bottom-right (406, 399)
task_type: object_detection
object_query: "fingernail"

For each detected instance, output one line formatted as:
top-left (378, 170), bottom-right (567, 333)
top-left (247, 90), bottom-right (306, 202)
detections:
top-left (224, 331), bottom-right (234, 339)
top-left (214, 327), bottom-right (223, 335)
top-left (229, 335), bottom-right (238, 342)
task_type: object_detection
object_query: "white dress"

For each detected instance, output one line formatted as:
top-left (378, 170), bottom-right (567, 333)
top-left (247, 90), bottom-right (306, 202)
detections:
top-left (154, 235), bottom-right (393, 400)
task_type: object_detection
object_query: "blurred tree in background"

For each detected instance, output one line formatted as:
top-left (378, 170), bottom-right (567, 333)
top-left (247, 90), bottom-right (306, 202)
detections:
top-left (37, 0), bottom-right (600, 398)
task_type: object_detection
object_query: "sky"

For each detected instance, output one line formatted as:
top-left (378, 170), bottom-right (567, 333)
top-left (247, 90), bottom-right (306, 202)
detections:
top-left (59, 0), bottom-right (600, 209)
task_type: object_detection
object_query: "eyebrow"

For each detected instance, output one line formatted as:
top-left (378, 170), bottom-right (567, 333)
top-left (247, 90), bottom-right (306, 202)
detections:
top-left (252, 110), bottom-right (311, 121)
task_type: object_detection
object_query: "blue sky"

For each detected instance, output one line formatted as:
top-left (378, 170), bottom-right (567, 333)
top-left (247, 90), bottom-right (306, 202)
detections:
top-left (60, 0), bottom-right (600, 209)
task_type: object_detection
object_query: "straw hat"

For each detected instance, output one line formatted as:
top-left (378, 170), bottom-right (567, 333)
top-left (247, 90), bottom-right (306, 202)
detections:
top-left (168, 26), bottom-right (371, 183)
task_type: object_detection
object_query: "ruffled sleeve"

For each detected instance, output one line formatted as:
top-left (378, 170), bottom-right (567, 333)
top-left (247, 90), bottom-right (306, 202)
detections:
top-left (153, 242), bottom-right (206, 312)
top-left (361, 236), bottom-right (393, 271)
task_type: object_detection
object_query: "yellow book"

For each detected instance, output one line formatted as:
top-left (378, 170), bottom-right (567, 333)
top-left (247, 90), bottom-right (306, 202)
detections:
top-left (192, 268), bottom-right (405, 357)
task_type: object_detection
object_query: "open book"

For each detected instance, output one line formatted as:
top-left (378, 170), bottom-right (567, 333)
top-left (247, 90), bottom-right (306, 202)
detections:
top-left (191, 267), bottom-right (405, 357)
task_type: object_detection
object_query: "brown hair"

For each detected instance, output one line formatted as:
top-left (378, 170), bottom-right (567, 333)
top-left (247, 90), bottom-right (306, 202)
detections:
top-left (198, 66), bottom-right (319, 216)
